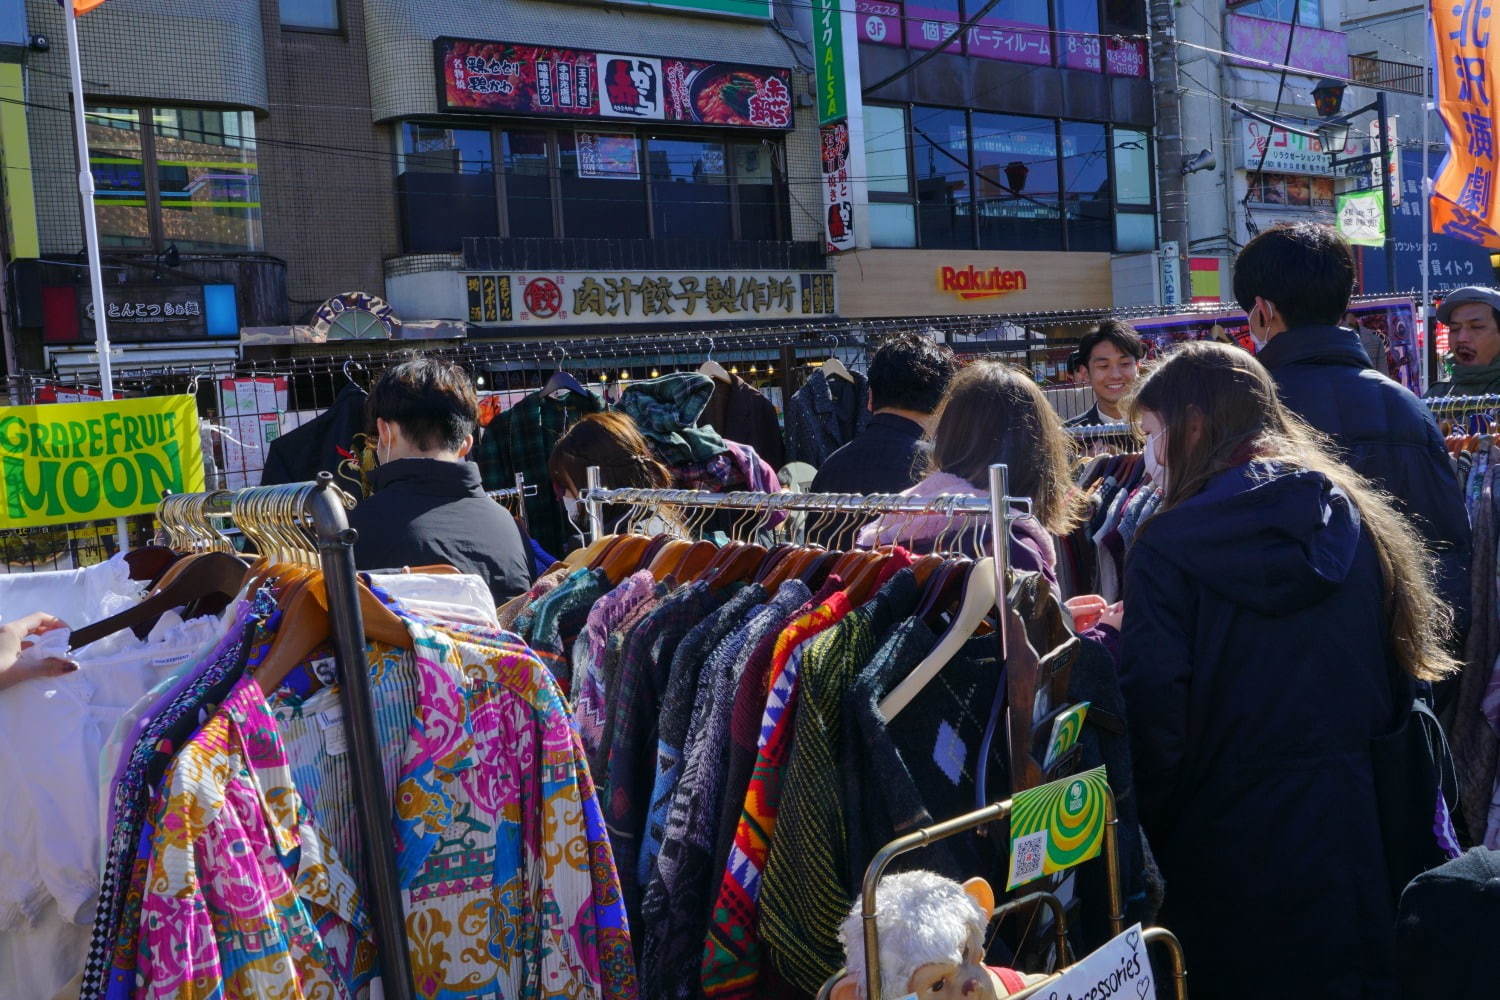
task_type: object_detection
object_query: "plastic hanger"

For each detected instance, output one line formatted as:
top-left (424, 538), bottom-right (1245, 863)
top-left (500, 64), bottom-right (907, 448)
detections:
top-left (879, 556), bottom-right (998, 721)
top-left (915, 559), bottom-right (973, 630)
top-left (698, 359), bottom-right (732, 384)
top-left (544, 369), bottom-right (590, 399)
top-left (821, 356), bottom-right (855, 383)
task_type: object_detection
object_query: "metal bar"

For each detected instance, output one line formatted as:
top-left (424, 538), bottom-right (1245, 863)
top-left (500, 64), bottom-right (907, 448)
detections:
top-left (1378, 92), bottom-right (1397, 296)
top-left (989, 464), bottom-right (1010, 661)
top-left (1064, 421), bottom-right (1135, 439)
top-left (991, 890), bottom-right (1071, 967)
top-left (585, 465), bottom-right (605, 543)
top-left (1425, 393), bottom-right (1500, 410)
top-left (513, 472), bottom-right (531, 537)
top-left (578, 484), bottom-right (1031, 519)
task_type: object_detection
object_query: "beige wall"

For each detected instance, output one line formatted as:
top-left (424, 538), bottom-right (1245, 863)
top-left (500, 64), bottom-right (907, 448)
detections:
top-left (833, 249), bottom-right (1114, 318)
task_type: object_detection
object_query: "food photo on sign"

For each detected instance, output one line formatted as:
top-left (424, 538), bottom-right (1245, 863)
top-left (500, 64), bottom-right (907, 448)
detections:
top-left (436, 38), bottom-right (794, 130)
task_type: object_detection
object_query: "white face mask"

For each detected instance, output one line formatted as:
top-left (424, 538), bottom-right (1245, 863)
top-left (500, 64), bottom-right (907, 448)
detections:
top-left (1247, 303), bottom-right (1271, 350)
top-left (1144, 430), bottom-right (1168, 489)
top-left (562, 493), bottom-right (583, 531)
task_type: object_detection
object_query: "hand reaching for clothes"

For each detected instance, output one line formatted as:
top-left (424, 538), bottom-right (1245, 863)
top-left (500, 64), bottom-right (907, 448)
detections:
top-left (0, 612), bottom-right (78, 691)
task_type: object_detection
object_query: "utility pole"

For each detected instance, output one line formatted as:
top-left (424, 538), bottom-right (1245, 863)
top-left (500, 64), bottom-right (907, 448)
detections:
top-left (1150, 0), bottom-right (1190, 301)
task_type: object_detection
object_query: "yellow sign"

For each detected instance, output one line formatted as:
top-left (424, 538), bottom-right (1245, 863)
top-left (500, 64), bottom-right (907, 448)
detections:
top-left (0, 395), bottom-right (204, 528)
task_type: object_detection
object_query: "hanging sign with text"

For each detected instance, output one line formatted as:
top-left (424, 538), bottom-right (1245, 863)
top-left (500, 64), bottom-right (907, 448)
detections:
top-left (1432, 0), bottom-right (1500, 246)
top-left (464, 270), bottom-right (836, 326)
top-left (821, 121), bottom-right (856, 252)
top-left (1039, 925), bottom-right (1155, 1000)
top-left (436, 38), bottom-right (793, 130)
top-left (1337, 188), bottom-right (1386, 247)
top-left (813, 0), bottom-right (847, 125)
top-left (0, 395), bottom-right (205, 528)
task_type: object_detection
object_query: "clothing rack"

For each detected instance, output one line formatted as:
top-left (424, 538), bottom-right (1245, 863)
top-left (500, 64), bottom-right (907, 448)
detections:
top-left (580, 463), bottom-right (1027, 659)
top-left (488, 472), bottom-right (538, 536)
top-left (1427, 392), bottom-right (1500, 413)
top-left (157, 474), bottom-right (417, 1000)
top-left (1064, 421), bottom-right (1134, 439)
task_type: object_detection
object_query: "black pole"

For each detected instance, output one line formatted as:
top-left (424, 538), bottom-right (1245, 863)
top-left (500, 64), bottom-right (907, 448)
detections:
top-left (309, 472), bottom-right (415, 1000)
top-left (1377, 91), bottom-right (1397, 295)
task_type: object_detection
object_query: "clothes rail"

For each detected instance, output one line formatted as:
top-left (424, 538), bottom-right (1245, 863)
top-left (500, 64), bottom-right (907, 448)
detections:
top-left (157, 473), bottom-right (417, 1000)
top-left (488, 473), bottom-right (538, 536)
top-left (1427, 392), bottom-right (1500, 411)
top-left (580, 464), bottom-right (1027, 662)
top-left (1064, 421), bottom-right (1134, 439)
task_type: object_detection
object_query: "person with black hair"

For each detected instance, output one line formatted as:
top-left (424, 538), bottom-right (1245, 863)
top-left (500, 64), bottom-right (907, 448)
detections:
top-left (1234, 222), bottom-right (1471, 642)
top-left (348, 356), bottom-right (531, 605)
top-left (1066, 320), bottom-right (1144, 427)
top-left (810, 330), bottom-right (956, 494)
top-left (1426, 286), bottom-right (1500, 397)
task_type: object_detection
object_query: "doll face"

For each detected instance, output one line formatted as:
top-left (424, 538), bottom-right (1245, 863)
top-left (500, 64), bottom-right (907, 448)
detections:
top-left (906, 943), bottom-right (997, 1000)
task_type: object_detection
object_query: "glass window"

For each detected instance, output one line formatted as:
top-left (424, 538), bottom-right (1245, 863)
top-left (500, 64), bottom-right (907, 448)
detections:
top-left (969, 0), bottom-right (1052, 65)
top-left (1115, 212), bottom-right (1155, 251)
top-left (864, 105), bottom-right (910, 194)
top-left (1061, 121), bottom-right (1110, 251)
top-left (1113, 129), bottom-right (1152, 205)
top-left (1233, 0), bottom-right (1320, 27)
top-left (972, 112), bottom-right (1061, 250)
top-left (912, 107), bottom-right (971, 249)
top-left (1057, 0), bottom-right (1102, 71)
top-left (559, 131), bottom-right (648, 238)
top-left (153, 108), bottom-right (261, 253)
top-left (908, 0), bottom-right (963, 52)
top-left (86, 107), bottom-right (151, 250)
top-left (869, 203), bottom-right (918, 247)
top-left (732, 143), bottom-right (784, 242)
top-left (398, 124), bottom-right (497, 253)
top-left (1102, 0), bottom-right (1147, 33)
top-left (648, 136), bottom-right (732, 241)
top-left (279, 0), bottom-right (338, 29)
top-left (502, 130), bottom-right (553, 237)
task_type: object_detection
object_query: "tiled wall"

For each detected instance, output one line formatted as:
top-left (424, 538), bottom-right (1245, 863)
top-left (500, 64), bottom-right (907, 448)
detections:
top-left (23, 0), bottom-right (268, 257)
top-left (256, 0), bottom-right (396, 306)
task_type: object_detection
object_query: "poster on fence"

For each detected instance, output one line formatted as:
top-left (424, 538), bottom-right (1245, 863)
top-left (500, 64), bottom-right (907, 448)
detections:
top-left (218, 378), bottom-right (288, 490)
top-left (0, 395), bottom-right (205, 529)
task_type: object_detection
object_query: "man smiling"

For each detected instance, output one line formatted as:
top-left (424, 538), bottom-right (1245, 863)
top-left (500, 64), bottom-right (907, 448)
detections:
top-left (1427, 286), bottom-right (1500, 398)
top-left (1065, 320), bottom-right (1144, 427)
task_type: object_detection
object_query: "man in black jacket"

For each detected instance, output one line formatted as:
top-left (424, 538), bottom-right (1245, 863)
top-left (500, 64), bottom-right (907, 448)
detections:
top-left (1234, 223), bottom-right (1472, 639)
top-left (810, 330), bottom-right (955, 495)
top-left (349, 357), bottom-right (530, 605)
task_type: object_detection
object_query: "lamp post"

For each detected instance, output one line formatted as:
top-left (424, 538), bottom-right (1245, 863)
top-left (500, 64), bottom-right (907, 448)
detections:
top-left (1317, 88), bottom-right (1398, 296)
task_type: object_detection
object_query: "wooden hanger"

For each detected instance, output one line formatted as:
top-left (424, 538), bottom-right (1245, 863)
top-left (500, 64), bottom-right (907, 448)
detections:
top-left (698, 359), bottom-right (732, 384)
top-left (70, 551), bottom-right (249, 650)
top-left (599, 535), bottom-right (652, 584)
top-left (821, 356), bottom-right (855, 383)
top-left (879, 556), bottom-right (998, 721)
top-left (700, 542), bottom-right (767, 590)
top-left (646, 538), bottom-right (689, 581)
top-left (673, 540), bottom-right (719, 582)
top-left (253, 573), bottom-right (413, 694)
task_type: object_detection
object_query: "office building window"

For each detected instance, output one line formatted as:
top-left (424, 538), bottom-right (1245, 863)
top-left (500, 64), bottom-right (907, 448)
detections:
top-left (398, 124), bottom-right (498, 253)
top-left (1232, 0), bottom-right (1320, 27)
top-left (87, 105), bottom-right (261, 253)
top-left (649, 136), bottom-right (732, 242)
top-left (974, 112), bottom-right (1062, 250)
top-left (280, 0), bottom-right (339, 30)
top-left (1061, 121), bottom-right (1110, 250)
top-left (913, 106), bottom-right (971, 249)
top-left (1113, 127), bottom-right (1156, 250)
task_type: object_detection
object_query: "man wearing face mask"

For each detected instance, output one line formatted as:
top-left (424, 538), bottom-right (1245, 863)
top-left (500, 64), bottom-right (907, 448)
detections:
top-left (348, 356), bottom-right (531, 605)
top-left (1233, 223), bottom-right (1471, 644)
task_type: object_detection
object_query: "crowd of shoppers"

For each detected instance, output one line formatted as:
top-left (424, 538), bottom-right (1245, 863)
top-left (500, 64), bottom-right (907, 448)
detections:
top-left (7, 221), bottom-right (1495, 999)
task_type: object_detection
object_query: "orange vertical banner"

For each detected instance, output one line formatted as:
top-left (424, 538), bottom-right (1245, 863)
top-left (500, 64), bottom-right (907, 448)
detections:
top-left (1432, 0), bottom-right (1500, 247)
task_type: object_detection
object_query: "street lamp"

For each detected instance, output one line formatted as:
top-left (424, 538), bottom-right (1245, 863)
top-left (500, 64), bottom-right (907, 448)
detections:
top-left (1312, 78), bottom-right (1346, 118)
top-left (1322, 92), bottom-right (1396, 294)
top-left (1316, 118), bottom-right (1352, 155)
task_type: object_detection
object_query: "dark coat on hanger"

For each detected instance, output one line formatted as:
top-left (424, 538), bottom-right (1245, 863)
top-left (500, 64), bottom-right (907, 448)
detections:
top-left (702, 374), bottom-right (786, 471)
top-left (259, 384), bottom-right (368, 493)
top-left (1120, 462), bottom-right (1405, 999)
top-left (785, 368), bottom-right (870, 467)
top-left (349, 458), bottom-right (531, 605)
top-left (1256, 324), bottom-right (1472, 641)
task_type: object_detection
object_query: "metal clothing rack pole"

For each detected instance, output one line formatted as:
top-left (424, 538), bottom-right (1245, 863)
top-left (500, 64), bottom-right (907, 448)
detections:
top-left (1427, 392), bottom-right (1500, 412)
top-left (1064, 421), bottom-right (1134, 439)
top-left (184, 474), bottom-right (416, 1000)
top-left (487, 472), bottom-right (538, 537)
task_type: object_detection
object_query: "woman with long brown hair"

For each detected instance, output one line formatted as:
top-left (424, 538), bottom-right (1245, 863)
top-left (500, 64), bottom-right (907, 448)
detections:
top-left (1121, 341), bottom-right (1456, 999)
top-left (549, 411), bottom-right (679, 547)
top-left (860, 360), bottom-right (1083, 583)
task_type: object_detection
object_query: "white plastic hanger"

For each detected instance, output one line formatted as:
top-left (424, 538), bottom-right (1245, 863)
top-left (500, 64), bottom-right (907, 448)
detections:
top-left (698, 335), bottom-right (731, 383)
top-left (878, 556), bottom-right (997, 720)
top-left (821, 356), bottom-right (855, 383)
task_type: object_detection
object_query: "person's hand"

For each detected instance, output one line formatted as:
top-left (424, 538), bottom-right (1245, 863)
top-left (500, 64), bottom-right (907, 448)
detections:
top-left (1066, 595), bottom-right (1108, 632)
top-left (0, 613), bottom-right (77, 691)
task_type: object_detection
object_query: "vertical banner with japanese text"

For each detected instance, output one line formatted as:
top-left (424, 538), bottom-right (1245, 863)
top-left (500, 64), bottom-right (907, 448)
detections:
top-left (813, 0), bottom-right (845, 126)
top-left (1432, 0), bottom-right (1500, 246)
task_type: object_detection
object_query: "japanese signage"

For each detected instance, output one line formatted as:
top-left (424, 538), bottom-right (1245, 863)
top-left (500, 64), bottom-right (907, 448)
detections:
top-left (1432, 0), bottom-right (1500, 247)
top-left (857, 1), bottom-right (902, 44)
top-left (1104, 36), bottom-right (1149, 77)
top-left (576, 131), bottom-right (641, 179)
top-left (1238, 117), bottom-right (1355, 177)
top-left (967, 16), bottom-right (1052, 66)
top-left (436, 38), bottom-right (793, 131)
top-left (217, 377), bottom-right (287, 491)
top-left (939, 264), bottom-right (1028, 300)
top-left (0, 395), bottom-right (205, 529)
top-left (606, 0), bottom-right (771, 16)
top-left (464, 270), bottom-right (836, 326)
top-left (1159, 240), bottom-right (1182, 308)
top-left (1043, 925), bottom-right (1155, 1000)
top-left (1006, 766), bottom-right (1109, 890)
top-left (1337, 188), bottom-right (1387, 247)
top-left (821, 122), bottom-right (855, 252)
top-left (1225, 14), bottom-right (1349, 78)
top-left (45, 284), bottom-right (209, 343)
top-left (813, 0), bottom-right (846, 125)
top-left (1363, 153), bottom-right (1497, 294)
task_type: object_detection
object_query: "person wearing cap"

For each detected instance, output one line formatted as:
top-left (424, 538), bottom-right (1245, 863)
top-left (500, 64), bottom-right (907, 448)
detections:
top-left (1427, 285), bottom-right (1500, 398)
top-left (1233, 223), bottom-right (1472, 645)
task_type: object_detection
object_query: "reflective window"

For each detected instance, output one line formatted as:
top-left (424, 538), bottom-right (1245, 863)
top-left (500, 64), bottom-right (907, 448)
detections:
top-left (1061, 121), bottom-right (1110, 251)
top-left (1233, 0), bottom-right (1320, 27)
top-left (973, 112), bottom-right (1061, 250)
top-left (864, 105), bottom-right (910, 194)
top-left (398, 124), bottom-right (497, 253)
top-left (1115, 212), bottom-right (1156, 251)
top-left (502, 130), bottom-right (553, 237)
top-left (1113, 128), bottom-right (1152, 205)
top-left (279, 0), bottom-right (339, 29)
top-left (560, 131), bottom-right (648, 238)
top-left (969, 0), bottom-right (1052, 65)
top-left (870, 203), bottom-right (918, 247)
top-left (733, 143), bottom-right (785, 242)
top-left (87, 107), bottom-right (151, 250)
top-left (913, 107), bottom-right (971, 249)
top-left (649, 136), bottom-right (732, 241)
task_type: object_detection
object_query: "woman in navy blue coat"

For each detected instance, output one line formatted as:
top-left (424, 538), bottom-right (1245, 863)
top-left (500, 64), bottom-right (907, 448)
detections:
top-left (1120, 342), bottom-right (1457, 999)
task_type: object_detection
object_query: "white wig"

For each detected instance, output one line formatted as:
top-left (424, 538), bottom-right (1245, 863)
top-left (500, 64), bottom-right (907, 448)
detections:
top-left (838, 870), bottom-right (988, 1000)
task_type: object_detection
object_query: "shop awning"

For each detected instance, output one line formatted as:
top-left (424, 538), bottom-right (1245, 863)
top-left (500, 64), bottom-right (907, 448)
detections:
top-left (366, 0), bottom-right (804, 122)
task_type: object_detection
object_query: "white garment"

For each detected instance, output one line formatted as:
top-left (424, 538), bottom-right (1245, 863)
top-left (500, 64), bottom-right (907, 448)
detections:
top-left (0, 553), bottom-right (145, 626)
top-left (0, 898), bottom-right (90, 1000)
top-left (368, 571), bottom-right (500, 628)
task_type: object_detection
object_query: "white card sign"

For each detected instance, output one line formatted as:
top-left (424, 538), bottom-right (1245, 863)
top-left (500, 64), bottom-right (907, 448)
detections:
top-left (1035, 924), bottom-right (1154, 1000)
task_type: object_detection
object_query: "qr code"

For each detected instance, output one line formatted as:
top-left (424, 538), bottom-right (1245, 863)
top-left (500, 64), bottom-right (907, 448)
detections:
top-left (1012, 830), bottom-right (1048, 884)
